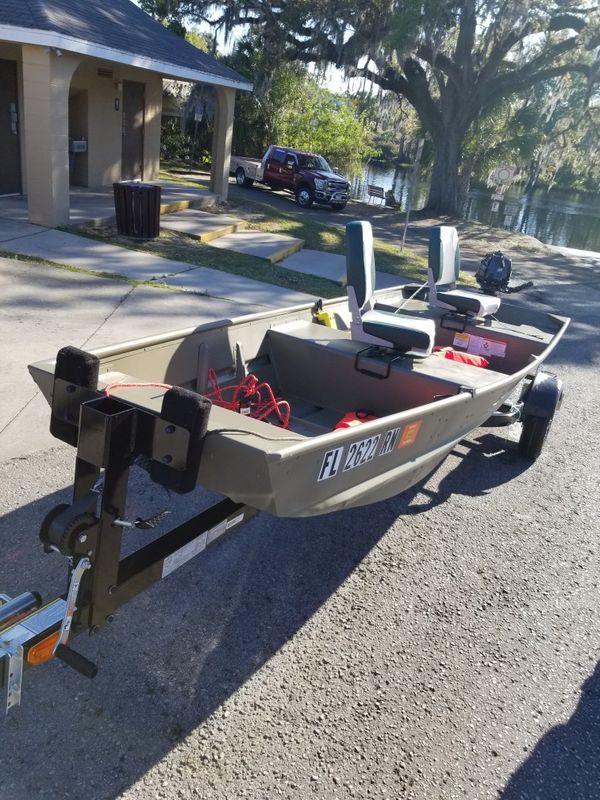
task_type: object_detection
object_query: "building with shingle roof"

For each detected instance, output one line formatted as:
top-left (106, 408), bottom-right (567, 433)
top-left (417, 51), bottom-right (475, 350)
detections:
top-left (0, 0), bottom-right (251, 225)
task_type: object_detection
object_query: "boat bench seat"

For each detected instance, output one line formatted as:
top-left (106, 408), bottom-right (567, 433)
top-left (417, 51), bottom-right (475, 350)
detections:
top-left (267, 321), bottom-right (503, 417)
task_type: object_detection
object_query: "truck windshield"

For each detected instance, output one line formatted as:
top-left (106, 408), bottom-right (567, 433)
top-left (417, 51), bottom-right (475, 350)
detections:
top-left (297, 154), bottom-right (331, 171)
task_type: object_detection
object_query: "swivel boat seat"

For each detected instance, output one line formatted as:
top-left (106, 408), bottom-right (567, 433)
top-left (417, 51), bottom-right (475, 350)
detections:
top-left (346, 220), bottom-right (436, 358)
top-left (427, 226), bottom-right (500, 318)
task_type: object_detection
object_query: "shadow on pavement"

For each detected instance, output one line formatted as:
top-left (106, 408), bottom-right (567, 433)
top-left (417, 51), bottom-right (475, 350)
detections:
top-left (502, 662), bottom-right (600, 800)
top-left (0, 425), bottom-right (531, 799)
top-left (402, 433), bottom-right (530, 515)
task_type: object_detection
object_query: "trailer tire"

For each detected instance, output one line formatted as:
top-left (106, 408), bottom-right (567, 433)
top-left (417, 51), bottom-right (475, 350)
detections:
top-left (330, 202), bottom-right (347, 211)
top-left (296, 185), bottom-right (314, 208)
top-left (518, 414), bottom-right (552, 461)
top-left (235, 168), bottom-right (254, 188)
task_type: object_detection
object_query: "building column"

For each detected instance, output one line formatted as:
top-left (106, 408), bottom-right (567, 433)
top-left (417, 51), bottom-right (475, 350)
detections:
top-left (143, 74), bottom-right (163, 181)
top-left (210, 86), bottom-right (236, 200)
top-left (21, 45), bottom-right (80, 227)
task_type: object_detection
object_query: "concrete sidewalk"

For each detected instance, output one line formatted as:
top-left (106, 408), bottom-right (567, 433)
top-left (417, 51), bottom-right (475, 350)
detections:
top-left (160, 208), bottom-right (247, 241)
top-left (0, 219), bottom-right (316, 306)
top-left (160, 207), bottom-right (305, 263)
top-left (0, 216), bottom-right (318, 463)
top-left (279, 248), bottom-right (403, 288)
top-left (0, 183), bottom-right (218, 227)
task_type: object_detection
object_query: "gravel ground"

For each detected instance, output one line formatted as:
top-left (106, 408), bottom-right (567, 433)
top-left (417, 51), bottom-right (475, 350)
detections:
top-left (1, 243), bottom-right (599, 800)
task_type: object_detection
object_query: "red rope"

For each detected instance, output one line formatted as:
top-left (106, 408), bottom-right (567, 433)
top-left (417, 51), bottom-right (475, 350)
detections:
top-left (206, 368), bottom-right (290, 428)
top-left (102, 374), bottom-right (291, 429)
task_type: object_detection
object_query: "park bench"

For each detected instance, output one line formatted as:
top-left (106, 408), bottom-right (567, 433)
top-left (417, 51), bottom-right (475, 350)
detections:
top-left (367, 184), bottom-right (385, 204)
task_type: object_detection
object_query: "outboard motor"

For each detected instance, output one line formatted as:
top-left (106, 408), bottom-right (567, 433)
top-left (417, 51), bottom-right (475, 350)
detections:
top-left (476, 251), bottom-right (533, 295)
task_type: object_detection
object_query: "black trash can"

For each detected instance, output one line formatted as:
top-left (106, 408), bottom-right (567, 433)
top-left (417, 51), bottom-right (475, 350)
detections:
top-left (113, 182), bottom-right (161, 238)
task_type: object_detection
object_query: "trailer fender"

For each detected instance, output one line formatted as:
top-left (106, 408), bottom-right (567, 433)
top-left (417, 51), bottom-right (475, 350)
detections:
top-left (522, 370), bottom-right (563, 419)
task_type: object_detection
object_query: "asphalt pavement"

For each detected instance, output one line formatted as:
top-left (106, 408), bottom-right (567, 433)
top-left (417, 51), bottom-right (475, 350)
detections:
top-left (0, 215), bottom-right (599, 800)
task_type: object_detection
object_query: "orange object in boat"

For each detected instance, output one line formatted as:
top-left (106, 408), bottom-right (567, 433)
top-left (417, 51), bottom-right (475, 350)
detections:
top-left (433, 347), bottom-right (489, 368)
top-left (335, 410), bottom-right (379, 429)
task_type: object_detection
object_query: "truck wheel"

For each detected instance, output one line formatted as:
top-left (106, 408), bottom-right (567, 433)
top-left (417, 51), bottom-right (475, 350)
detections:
top-left (518, 414), bottom-right (552, 461)
top-left (296, 185), bottom-right (314, 208)
top-left (330, 202), bottom-right (347, 211)
top-left (235, 168), bottom-right (254, 188)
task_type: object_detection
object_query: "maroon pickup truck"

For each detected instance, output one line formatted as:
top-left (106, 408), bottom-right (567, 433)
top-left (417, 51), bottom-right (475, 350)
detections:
top-left (230, 145), bottom-right (350, 211)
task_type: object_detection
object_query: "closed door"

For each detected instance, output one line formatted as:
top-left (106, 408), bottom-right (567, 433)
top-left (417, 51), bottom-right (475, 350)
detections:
top-left (264, 146), bottom-right (286, 187)
top-left (0, 59), bottom-right (21, 195)
top-left (121, 80), bottom-right (145, 181)
top-left (280, 152), bottom-right (298, 190)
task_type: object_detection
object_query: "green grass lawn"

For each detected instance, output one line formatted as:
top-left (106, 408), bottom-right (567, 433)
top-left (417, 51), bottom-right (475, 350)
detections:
top-left (229, 197), bottom-right (428, 279)
top-left (157, 163), bottom-right (480, 287)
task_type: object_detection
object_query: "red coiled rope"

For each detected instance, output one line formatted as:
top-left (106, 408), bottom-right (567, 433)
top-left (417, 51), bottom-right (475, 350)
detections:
top-left (206, 368), bottom-right (290, 428)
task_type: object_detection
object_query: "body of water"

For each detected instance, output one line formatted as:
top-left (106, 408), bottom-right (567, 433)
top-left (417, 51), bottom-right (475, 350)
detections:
top-left (351, 162), bottom-right (600, 253)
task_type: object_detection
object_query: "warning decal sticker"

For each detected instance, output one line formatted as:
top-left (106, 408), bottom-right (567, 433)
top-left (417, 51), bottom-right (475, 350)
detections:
top-left (453, 333), bottom-right (507, 358)
top-left (398, 420), bottom-right (422, 448)
top-left (453, 333), bottom-right (470, 349)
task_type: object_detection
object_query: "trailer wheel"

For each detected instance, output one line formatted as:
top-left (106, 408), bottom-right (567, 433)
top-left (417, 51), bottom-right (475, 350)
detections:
top-left (517, 370), bottom-right (562, 461)
top-left (518, 414), bottom-right (553, 461)
top-left (330, 202), bottom-right (347, 211)
top-left (296, 185), bottom-right (314, 208)
top-left (235, 168), bottom-right (254, 188)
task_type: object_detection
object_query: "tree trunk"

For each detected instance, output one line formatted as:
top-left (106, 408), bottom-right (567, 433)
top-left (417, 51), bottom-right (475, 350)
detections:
top-left (425, 124), bottom-right (465, 215)
top-left (524, 156), bottom-right (541, 193)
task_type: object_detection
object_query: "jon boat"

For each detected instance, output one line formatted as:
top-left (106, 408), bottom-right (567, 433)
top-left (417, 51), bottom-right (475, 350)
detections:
top-left (1, 222), bottom-right (569, 709)
top-left (29, 222), bottom-right (568, 518)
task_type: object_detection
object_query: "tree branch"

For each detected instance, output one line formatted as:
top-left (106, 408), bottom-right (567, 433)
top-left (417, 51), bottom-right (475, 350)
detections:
top-left (482, 62), bottom-right (591, 109)
top-left (477, 23), bottom-right (534, 86)
top-left (454, 0), bottom-right (477, 88)
top-left (415, 44), bottom-right (461, 87)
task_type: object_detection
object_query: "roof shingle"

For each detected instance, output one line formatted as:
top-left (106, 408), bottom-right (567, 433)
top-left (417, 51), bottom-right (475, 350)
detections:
top-left (0, 0), bottom-right (249, 87)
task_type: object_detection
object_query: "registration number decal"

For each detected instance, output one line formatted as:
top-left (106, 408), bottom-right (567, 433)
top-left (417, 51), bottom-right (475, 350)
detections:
top-left (318, 423), bottom-right (421, 482)
top-left (343, 435), bottom-right (381, 472)
top-left (379, 427), bottom-right (401, 456)
top-left (318, 447), bottom-right (344, 481)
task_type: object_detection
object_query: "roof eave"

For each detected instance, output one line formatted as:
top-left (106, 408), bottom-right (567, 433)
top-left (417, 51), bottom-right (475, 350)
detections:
top-left (0, 25), bottom-right (253, 91)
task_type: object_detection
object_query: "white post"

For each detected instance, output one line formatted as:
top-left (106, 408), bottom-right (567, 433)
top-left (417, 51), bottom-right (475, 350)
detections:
top-left (401, 138), bottom-right (424, 252)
